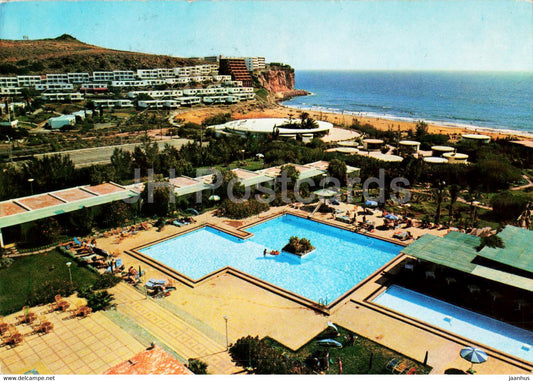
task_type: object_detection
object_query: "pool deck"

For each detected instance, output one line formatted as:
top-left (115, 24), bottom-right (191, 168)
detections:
top-left (92, 205), bottom-right (531, 374)
top-left (4, 204), bottom-right (529, 375)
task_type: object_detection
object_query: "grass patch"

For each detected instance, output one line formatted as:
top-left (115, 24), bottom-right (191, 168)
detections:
top-left (263, 326), bottom-right (431, 374)
top-left (0, 249), bottom-right (99, 315)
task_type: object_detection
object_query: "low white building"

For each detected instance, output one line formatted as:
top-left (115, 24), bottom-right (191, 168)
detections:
top-left (80, 83), bottom-right (108, 92)
top-left (35, 83), bottom-right (74, 91)
top-left (127, 89), bottom-right (184, 98)
top-left (0, 87), bottom-right (22, 95)
top-left (41, 92), bottom-right (84, 102)
top-left (138, 99), bottom-right (180, 109)
top-left (48, 114), bottom-right (76, 129)
top-left (110, 80), bottom-right (150, 87)
top-left (92, 99), bottom-right (133, 108)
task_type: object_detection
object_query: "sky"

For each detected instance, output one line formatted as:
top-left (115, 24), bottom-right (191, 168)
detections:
top-left (0, 0), bottom-right (532, 71)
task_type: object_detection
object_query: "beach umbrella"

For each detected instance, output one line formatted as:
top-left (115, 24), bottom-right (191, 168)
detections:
top-left (208, 195), bottom-right (221, 202)
top-left (460, 347), bottom-right (487, 372)
top-left (314, 189), bottom-right (338, 198)
top-left (185, 208), bottom-right (199, 215)
top-left (385, 214), bottom-right (399, 220)
top-left (316, 339), bottom-right (343, 348)
top-left (327, 321), bottom-right (339, 334)
top-left (256, 153), bottom-right (264, 158)
top-left (365, 200), bottom-right (378, 207)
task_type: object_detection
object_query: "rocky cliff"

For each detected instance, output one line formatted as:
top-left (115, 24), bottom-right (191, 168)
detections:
top-left (254, 65), bottom-right (309, 101)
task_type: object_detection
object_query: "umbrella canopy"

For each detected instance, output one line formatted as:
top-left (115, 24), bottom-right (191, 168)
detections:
top-left (365, 200), bottom-right (378, 207)
top-left (327, 321), bottom-right (339, 333)
top-left (316, 339), bottom-right (343, 348)
top-left (385, 214), bottom-right (399, 220)
top-left (256, 153), bottom-right (264, 158)
top-left (460, 347), bottom-right (488, 364)
top-left (314, 189), bottom-right (338, 198)
top-left (185, 208), bottom-right (199, 215)
top-left (208, 195), bottom-right (221, 201)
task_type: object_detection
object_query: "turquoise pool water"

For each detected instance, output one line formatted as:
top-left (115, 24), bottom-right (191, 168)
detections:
top-left (374, 285), bottom-right (533, 363)
top-left (140, 215), bottom-right (400, 303)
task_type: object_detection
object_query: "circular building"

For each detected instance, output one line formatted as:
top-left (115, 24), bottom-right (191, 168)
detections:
top-left (336, 147), bottom-right (359, 155)
top-left (443, 152), bottom-right (469, 164)
top-left (362, 138), bottom-right (384, 151)
top-left (399, 140), bottom-right (421, 155)
top-left (462, 134), bottom-right (491, 144)
top-left (424, 157), bottom-right (449, 164)
top-left (210, 118), bottom-right (332, 138)
top-left (431, 145), bottom-right (455, 157)
top-left (337, 140), bottom-right (359, 147)
top-left (370, 153), bottom-right (404, 162)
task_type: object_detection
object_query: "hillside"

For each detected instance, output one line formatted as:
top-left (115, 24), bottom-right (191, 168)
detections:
top-left (0, 34), bottom-right (202, 75)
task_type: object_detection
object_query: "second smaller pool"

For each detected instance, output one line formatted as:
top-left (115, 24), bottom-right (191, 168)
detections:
top-left (374, 285), bottom-right (533, 363)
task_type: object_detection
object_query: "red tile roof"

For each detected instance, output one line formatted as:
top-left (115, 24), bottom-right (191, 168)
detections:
top-left (104, 346), bottom-right (192, 375)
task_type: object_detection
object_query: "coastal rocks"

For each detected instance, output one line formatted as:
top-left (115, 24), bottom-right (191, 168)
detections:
top-left (254, 66), bottom-right (309, 101)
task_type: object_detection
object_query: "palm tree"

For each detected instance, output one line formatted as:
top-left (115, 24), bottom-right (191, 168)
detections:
top-left (448, 184), bottom-right (460, 223)
top-left (433, 180), bottom-right (446, 225)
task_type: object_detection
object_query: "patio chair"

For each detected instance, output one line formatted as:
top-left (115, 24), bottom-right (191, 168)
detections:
top-left (32, 318), bottom-right (54, 335)
top-left (393, 362), bottom-right (408, 374)
top-left (2, 332), bottom-right (23, 347)
top-left (16, 306), bottom-right (37, 325)
top-left (386, 358), bottom-right (400, 371)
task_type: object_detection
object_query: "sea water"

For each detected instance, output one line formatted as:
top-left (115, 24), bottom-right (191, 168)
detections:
top-left (283, 71), bottom-right (533, 134)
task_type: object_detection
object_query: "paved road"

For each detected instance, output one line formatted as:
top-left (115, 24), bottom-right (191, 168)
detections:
top-left (34, 138), bottom-right (193, 167)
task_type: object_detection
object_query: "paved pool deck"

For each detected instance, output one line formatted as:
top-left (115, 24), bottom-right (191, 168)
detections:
top-left (93, 207), bottom-right (530, 375)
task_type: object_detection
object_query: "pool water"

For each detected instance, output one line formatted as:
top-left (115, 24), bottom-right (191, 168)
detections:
top-left (374, 285), bottom-right (533, 363)
top-left (140, 214), bottom-right (400, 303)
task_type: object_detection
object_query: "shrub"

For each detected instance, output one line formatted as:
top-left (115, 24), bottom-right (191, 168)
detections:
top-left (31, 279), bottom-right (76, 306)
top-left (217, 199), bottom-right (269, 219)
top-left (188, 358), bottom-right (208, 374)
top-left (283, 236), bottom-right (315, 255)
top-left (490, 191), bottom-right (531, 222)
top-left (78, 288), bottom-right (115, 312)
top-left (92, 273), bottom-right (122, 290)
top-left (229, 335), bottom-right (295, 374)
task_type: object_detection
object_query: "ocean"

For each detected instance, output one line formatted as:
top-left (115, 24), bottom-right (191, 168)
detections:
top-left (283, 71), bottom-right (533, 134)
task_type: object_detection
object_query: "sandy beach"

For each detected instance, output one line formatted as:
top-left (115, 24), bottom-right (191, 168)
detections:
top-left (173, 102), bottom-right (532, 142)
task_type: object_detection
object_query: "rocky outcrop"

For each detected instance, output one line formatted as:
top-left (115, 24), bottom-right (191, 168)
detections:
top-left (254, 65), bottom-right (309, 101)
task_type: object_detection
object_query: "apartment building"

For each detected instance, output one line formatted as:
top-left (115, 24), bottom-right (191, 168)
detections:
top-left (41, 92), bottom-right (84, 102)
top-left (113, 71), bottom-right (136, 81)
top-left (138, 99), bottom-right (180, 109)
top-left (0, 77), bottom-right (19, 88)
top-left (92, 99), bottom-right (133, 108)
top-left (35, 83), bottom-right (74, 91)
top-left (0, 87), bottom-right (22, 95)
top-left (127, 89), bottom-right (184, 98)
top-left (17, 75), bottom-right (42, 87)
top-left (110, 80), bottom-right (150, 87)
top-left (244, 57), bottom-right (266, 71)
top-left (79, 83), bottom-right (108, 92)
top-left (219, 58), bottom-right (253, 87)
top-left (68, 73), bottom-right (90, 83)
top-left (46, 74), bottom-right (69, 84)
top-left (93, 71), bottom-right (115, 82)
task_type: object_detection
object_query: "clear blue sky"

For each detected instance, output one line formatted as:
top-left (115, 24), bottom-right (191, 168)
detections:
top-left (1, 0), bottom-right (532, 71)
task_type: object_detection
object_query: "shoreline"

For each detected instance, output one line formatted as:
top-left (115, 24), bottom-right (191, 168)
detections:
top-left (174, 102), bottom-right (533, 142)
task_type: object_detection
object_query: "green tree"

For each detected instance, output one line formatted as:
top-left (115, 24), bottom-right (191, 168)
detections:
top-left (188, 359), bottom-right (208, 374)
top-left (490, 191), bottom-right (532, 222)
top-left (110, 148), bottom-right (133, 181)
top-left (327, 159), bottom-right (347, 184)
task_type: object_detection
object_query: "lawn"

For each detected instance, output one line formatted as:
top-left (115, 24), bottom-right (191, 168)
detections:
top-left (263, 326), bottom-right (431, 375)
top-left (0, 249), bottom-right (99, 316)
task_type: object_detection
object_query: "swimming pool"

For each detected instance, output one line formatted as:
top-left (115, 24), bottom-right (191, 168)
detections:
top-left (373, 285), bottom-right (533, 363)
top-left (139, 214), bottom-right (400, 304)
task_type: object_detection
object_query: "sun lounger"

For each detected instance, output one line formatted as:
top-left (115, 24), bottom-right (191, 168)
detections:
top-left (393, 362), bottom-right (408, 374)
top-left (173, 220), bottom-right (184, 227)
top-left (386, 358), bottom-right (400, 371)
top-left (406, 367), bottom-right (417, 375)
top-left (145, 279), bottom-right (167, 288)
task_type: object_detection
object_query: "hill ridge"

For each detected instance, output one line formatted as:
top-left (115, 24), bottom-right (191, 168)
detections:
top-left (0, 34), bottom-right (203, 76)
